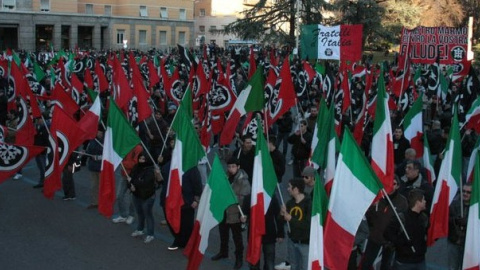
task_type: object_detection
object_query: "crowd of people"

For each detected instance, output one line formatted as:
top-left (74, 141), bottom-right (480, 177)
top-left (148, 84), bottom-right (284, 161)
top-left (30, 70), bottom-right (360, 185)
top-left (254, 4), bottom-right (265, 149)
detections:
top-left (0, 43), bottom-right (479, 270)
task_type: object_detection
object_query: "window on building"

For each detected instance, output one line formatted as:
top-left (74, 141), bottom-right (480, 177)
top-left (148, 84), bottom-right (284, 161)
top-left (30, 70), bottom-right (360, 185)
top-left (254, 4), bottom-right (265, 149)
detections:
top-left (85, 4), bottom-right (93, 14)
top-left (199, 25), bottom-right (205, 33)
top-left (2, 0), bottom-right (16, 9)
top-left (139, 30), bottom-right (147, 44)
top-left (104, 5), bottom-right (111, 16)
top-left (179, 9), bottom-right (186, 20)
top-left (178, 31), bottom-right (186, 45)
top-left (116, 30), bottom-right (125, 45)
top-left (40, 0), bottom-right (50, 11)
top-left (160, 7), bottom-right (168, 18)
top-left (159, 31), bottom-right (167, 45)
top-left (209, 26), bottom-right (217, 31)
top-left (199, 9), bottom-right (205, 17)
top-left (140, 5), bottom-right (148, 17)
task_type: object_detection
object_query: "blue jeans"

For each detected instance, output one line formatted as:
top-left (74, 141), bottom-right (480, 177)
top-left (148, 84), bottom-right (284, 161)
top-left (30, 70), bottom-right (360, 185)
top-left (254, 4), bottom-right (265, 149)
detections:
top-left (133, 195), bottom-right (155, 236)
top-left (394, 260), bottom-right (426, 270)
top-left (287, 238), bottom-right (309, 270)
top-left (116, 176), bottom-right (134, 217)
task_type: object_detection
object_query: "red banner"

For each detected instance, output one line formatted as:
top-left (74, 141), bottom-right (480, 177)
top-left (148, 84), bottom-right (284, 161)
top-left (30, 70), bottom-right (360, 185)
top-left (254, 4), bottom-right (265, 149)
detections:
top-left (400, 26), bottom-right (468, 65)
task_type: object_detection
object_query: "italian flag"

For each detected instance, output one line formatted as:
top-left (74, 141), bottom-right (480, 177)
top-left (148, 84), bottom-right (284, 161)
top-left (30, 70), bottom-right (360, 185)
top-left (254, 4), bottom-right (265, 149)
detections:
top-left (99, 98), bottom-right (141, 217)
top-left (403, 93), bottom-right (424, 158)
top-left (462, 155), bottom-right (480, 270)
top-left (311, 98), bottom-right (330, 170)
top-left (427, 111), bottom-right (462, 246)
top-left (466, 137), bottom-right (480, 183)
top-left (166, 103), bottom-right (205, 233)
top-left (219, 66), bottom-right (265, 146)
top-left (324, 130), bottom-right (382, 270)
top-left (423, 134), bottom-right (437, 185)
top-left (78, 93), bottom-right (101, 141)
top-left (183, 155), bottom-right (238, 270)
top-left (311, 98), bottom-right (336, 193)
top-left (465, 96), bottom-right (480, 134)
top-left (308, 172), bottom-right (328, 270)
top-left (300, 24), bottom-right (363, 61)
top-left (246, 117), bottom-right (278, 265)
top-left (371, 70), bottom-right (395, 193)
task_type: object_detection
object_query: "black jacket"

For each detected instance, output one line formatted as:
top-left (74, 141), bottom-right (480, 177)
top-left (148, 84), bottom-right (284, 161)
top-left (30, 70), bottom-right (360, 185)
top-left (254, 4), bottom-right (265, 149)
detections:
top-left (129, 165), bottom-right (158, 200)
top-left (384, 209), bottom-right (429, 264)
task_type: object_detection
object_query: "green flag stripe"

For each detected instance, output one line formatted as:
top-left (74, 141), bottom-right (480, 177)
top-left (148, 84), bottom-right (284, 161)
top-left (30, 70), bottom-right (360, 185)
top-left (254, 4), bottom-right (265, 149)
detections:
top-left (256, 117), bottom-right (277, 196)
top-left (209, 155), bottom-right (238, 221)
top-left (341, 129), bottom-right (383, 194)
top-left (403, 93), bottom-right (423, 128)
top-left (449, 111), bottom-right (462, 186)
top-left (373, 68), bottom-right (386, 135)
top-left (312, 172), bottom-right (328, 225)
top-left (172, 104), bottom-right (205, 170)
top-left (244, 65), bottom-right (265, 112)
top-left (108, 98), bottom-right (141, 158)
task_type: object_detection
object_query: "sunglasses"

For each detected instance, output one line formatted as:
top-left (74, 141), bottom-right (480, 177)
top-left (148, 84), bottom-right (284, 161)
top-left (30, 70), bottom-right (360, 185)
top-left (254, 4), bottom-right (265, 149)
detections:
top-left (463, 190), bottom-right (472, 194)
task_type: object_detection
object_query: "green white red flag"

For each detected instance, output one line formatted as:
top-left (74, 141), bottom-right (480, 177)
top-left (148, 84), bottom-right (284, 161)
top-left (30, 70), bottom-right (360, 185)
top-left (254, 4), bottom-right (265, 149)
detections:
top-left (423, 134), bottom-right (437, 185)
top-left (166, 103), bottom-right (206, 233)
top-left (466, 137), bottom-right (480, 183)
top-left (324, 129), bottom-right (382, 270)
top-left (220, 66), bottom-right (264, 146)
top-left (427, 110), bottom-right (462, 245)
top-left (99, 98), bottom-right (141, 217)
top-left (310, 98), bottom-right (336, 193)
top-left (462, 155), bottom-right (480, 270)
top-left (78, 93), bottom-right (101, 141)
top-left (183, 155), bottom-right (238, 270)
top-left (308, 172), bottom-right (328, 270)
top-left (246, 117), bottom-right (278, 265)
top-left (403, 93), bottom-right (424, 158)
top-left (371, 69), bottom-right (394, 193)
top-left (465, 96), bottom-right (480, 134)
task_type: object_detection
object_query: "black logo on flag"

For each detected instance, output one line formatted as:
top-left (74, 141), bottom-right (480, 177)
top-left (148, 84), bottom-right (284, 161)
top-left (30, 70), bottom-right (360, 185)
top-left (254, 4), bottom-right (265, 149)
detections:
top-left (0, 144), bottom-right (28, 171)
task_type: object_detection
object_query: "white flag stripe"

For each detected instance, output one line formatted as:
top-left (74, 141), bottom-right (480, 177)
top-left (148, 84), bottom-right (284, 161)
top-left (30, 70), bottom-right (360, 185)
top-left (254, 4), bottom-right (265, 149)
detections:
top-left (329, 153), bottom-right (378, 235)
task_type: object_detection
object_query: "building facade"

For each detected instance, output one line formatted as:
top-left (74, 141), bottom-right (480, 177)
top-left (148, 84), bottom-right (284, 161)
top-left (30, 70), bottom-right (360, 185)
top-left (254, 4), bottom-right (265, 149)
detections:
top-left (193, 0), bottom-right (243, 48)
top-left (0, 0), bottom-right (194, 51)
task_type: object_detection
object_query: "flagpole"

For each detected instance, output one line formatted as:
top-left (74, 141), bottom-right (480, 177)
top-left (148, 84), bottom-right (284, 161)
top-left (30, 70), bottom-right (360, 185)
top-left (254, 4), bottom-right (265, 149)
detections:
top-left (276, 184), bottom-right (291, 233)
top-left (397, 32), bottom-right (411, 111)
top-left (381, 188), bottom-right (416, 252)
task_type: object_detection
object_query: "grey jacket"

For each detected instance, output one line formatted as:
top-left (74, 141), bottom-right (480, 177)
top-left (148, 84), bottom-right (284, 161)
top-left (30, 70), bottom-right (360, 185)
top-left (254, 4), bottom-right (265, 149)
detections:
top-left (225, 169), bottom-right (251, 224)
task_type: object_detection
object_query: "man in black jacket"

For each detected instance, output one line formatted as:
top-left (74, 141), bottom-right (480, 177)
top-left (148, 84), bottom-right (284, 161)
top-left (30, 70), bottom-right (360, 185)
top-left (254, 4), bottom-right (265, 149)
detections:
top-left (287, 120), bottom-right (312, 178)
top-left (268, 135), bottom-right (285, 183)
top-left (384, 189), bottom-right (429, 270)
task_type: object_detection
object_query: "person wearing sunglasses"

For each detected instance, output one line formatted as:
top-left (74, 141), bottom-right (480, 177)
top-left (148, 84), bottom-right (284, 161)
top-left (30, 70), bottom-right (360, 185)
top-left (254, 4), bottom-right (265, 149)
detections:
top-left (447, 183), bottom-right (472, 270)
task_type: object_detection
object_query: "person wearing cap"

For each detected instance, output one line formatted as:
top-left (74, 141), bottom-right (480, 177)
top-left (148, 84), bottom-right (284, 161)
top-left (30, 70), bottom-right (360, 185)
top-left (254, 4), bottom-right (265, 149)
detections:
top-left (165, 104), bottom-right (177, 124)
top-left (301, 166), bottom-right (316, 198)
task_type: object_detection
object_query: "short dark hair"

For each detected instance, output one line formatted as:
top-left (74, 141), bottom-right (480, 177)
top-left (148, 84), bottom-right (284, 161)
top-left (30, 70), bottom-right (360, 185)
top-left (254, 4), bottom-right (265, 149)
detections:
top-left (408, 189), bottom-right (424, 209)
top-left (241, 134), bottom-right (252, 142)
top-left (268, 135), bottom-right (277, 145)
top-left (406, 160), bottom-right (421, 170)
top-left (227, 157), bottom-right (240, 165)
top-left (289, 178), bottom-right (305, 194)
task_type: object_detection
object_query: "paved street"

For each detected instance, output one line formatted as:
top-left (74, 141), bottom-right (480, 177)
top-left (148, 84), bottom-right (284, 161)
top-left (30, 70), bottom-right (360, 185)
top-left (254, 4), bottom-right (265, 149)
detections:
top-left (0, 154), bottom-right (450, 269)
